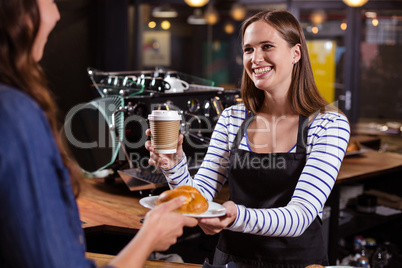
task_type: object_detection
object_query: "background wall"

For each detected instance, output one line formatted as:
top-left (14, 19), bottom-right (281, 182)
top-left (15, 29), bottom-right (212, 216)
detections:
top-left (41, 0), bottom-right (129, 119)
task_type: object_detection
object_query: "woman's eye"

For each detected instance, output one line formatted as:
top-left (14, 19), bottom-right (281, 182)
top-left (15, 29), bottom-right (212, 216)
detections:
top-left (243, 47), bottom-right (252, 53)
top-left (262, 44), bottom-right (272, 50)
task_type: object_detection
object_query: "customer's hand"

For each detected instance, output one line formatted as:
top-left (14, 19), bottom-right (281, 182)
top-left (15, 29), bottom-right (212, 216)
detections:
top-left (142, 196), bottom-right (198, 251)
top-left (108, 197), bottom-right (198, 268)
top-left (145, 128), bottom-right (184, 170)
top-left (198, 201), bottom-right (237, 235)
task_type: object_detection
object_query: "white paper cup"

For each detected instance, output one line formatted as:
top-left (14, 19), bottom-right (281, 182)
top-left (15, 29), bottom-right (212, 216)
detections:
top-left (148, 110), bottom-right (181, 154)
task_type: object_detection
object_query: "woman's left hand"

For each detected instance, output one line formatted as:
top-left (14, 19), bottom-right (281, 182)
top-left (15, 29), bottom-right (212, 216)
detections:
top-left (198, 201), bottom-right (237, 235)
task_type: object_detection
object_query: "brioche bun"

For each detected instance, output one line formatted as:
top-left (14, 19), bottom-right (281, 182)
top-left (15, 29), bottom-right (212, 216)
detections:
top-left (347, 140), bottom-right (361, 152)
top-left (156, 185), bottom-right (208, 215)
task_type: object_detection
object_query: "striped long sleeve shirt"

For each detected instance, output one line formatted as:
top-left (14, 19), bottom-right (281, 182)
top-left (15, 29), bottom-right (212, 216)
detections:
top-left (163, 104), bottom-right (350, 237)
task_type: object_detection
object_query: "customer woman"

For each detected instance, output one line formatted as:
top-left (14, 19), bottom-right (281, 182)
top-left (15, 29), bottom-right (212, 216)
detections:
top-left (146, 10), bottom-right (350, 267)
top-left (0, 0), bottom-right (197, 267)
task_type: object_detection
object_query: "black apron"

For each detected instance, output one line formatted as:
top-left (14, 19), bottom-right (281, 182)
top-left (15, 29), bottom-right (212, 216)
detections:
top-left (213, 112), bottom-right (328, 268)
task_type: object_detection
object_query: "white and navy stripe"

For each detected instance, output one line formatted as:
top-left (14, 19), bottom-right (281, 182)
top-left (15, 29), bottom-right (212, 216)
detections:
top-left (163, 104), bottom-right (350, 237)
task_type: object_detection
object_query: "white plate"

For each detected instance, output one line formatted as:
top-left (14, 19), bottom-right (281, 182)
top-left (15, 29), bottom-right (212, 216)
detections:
top-left (139, 196), bottom-right (227, 218)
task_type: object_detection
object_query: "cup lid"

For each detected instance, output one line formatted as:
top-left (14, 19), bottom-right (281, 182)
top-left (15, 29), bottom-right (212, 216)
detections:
top-left (148, 110), bottom-right (181, 121)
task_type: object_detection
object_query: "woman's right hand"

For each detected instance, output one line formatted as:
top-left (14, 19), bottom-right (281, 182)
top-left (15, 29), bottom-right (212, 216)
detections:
top-left (144, 128), bottom-right (184, 170)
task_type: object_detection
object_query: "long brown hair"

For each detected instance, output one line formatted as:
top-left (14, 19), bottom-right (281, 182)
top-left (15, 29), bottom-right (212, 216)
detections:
top-left (0, 0), bottom-right (82, 195)
top-left (240, 10), bottom-right (330, 116)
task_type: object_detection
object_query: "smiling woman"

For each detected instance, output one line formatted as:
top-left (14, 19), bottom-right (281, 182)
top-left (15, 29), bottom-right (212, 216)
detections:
top-left (145, 9), bottom-right (350, 268)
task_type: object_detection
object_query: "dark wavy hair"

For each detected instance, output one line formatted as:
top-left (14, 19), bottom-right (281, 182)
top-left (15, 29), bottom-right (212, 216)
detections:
top-left (240, 10), bottom-right (330, 116)
top-left (0, 0), bottom-right (82, 195)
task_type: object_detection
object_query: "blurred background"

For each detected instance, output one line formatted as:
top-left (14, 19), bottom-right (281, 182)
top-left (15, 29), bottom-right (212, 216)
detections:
top-left (43, 0), bottom-right (402, 129)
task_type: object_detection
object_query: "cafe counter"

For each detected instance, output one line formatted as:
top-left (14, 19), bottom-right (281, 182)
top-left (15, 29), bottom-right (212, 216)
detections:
top-left (78, 149), bottom-right (402, 266)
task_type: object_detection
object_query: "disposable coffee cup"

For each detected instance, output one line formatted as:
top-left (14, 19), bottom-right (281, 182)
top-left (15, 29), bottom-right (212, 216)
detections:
top-left (148, 110), bottom-right (182, 154)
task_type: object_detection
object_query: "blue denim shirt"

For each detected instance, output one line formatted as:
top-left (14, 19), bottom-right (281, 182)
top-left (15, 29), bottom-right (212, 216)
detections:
top-left (0, 85), bottom-right (96, 267)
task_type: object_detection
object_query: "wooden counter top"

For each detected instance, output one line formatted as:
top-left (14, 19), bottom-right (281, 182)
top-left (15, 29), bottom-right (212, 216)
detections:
top-left (337, 150), bottom-right (402, 183)
top-left (85, 252), bottom-right (202, 267)
top-left (77, 177), bottom-right (147, 234)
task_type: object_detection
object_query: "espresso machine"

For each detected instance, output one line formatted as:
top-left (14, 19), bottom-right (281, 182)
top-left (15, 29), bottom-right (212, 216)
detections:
top-left (66, 68), bottom-right (241, 192)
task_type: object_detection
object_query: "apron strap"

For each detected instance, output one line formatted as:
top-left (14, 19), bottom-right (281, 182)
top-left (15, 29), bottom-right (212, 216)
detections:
top-left (296, 115), bottom-right (309, 154)
top-left (231, 111), bottom-right (254, 152)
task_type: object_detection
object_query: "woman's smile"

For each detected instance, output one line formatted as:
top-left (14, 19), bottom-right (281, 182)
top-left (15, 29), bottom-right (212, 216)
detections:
top-left (253, 66), bottom-right (272, 76)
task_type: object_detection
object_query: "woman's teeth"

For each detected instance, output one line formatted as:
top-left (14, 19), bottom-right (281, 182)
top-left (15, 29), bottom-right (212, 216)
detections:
top-left (254, 67), bottom-right (272, 75)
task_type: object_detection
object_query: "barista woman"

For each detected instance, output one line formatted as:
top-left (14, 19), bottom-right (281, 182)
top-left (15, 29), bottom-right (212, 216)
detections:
top-left (146, 9), bottom-right (350, 268)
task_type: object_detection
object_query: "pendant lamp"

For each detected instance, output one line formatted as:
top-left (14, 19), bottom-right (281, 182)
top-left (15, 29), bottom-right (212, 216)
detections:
top-left (185, 0), bottom-right (209, 8)
top-left (343, 0), bottom-right (368, 7)
top-left (152, 5), bottom-right (178, 18)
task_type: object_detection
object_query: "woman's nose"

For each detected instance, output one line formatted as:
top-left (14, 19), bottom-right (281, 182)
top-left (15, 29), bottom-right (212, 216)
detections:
top-left (251, 50), bottom-right (263, 64)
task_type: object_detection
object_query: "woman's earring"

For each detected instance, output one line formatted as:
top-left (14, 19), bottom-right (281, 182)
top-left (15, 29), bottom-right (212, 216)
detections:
top-left (293, 60), bottom-right (297, 64)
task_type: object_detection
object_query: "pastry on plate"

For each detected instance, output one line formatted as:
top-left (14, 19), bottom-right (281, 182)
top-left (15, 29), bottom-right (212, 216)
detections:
top-left (156, 185), bottom-right (209, 215)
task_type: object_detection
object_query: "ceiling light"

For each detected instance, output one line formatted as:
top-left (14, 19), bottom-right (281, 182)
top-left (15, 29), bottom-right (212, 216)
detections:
top-left (340, 22), bottom-right (347, 31)
top-left (310, 9), bottom-right (327, 25)
top-left (161, 20), bottom-right (171, 30)
top-left (185, 0), bottom-right (209, 8)
top-left (230, 3), bottom-right (247, 21)
top-left (343, 0), bottom-right (368, 7)
top-left (152, 5), bottom-right (178, 18)
top-left (224, 22), bottom-right (235, 34)
top-left (187, 9), bottom-right (207, 25)
top-left (148, 21), bottom-right (157, 29)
